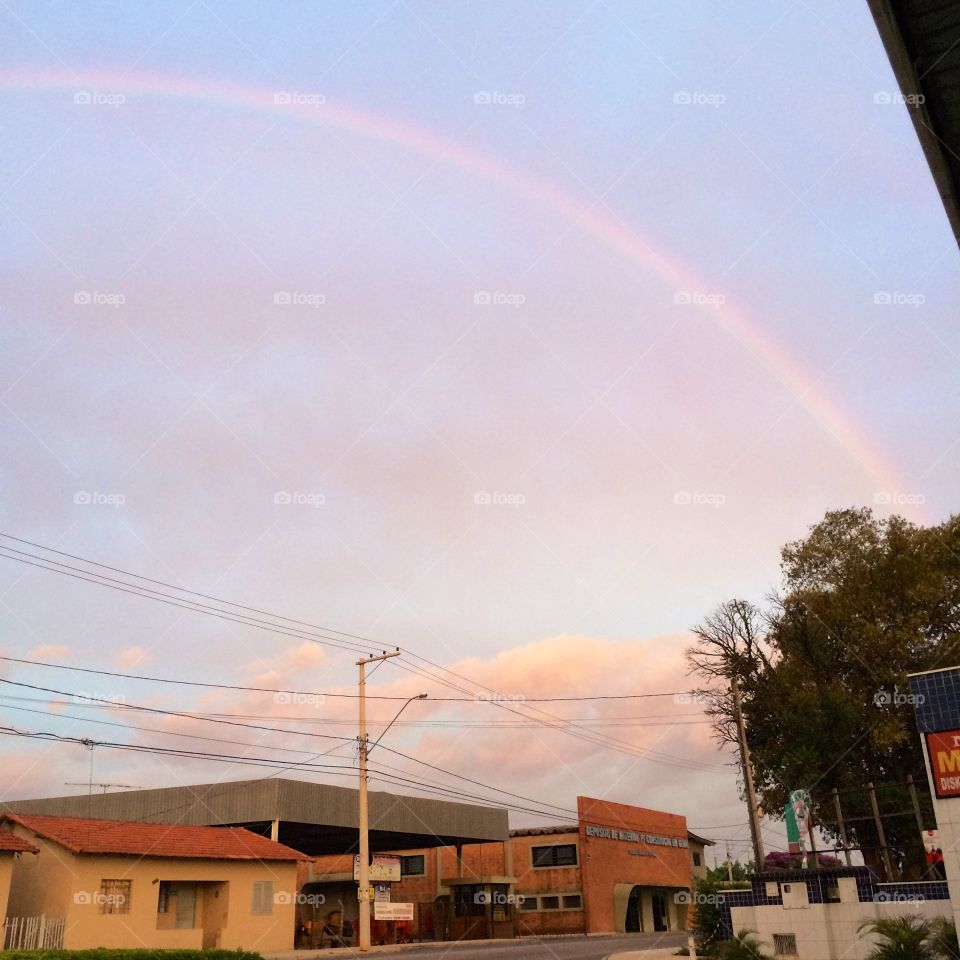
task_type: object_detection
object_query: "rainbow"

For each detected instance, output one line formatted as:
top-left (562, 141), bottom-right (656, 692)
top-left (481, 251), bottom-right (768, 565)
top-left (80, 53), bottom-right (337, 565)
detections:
top-left (1, 67), bottom-right (908, 500)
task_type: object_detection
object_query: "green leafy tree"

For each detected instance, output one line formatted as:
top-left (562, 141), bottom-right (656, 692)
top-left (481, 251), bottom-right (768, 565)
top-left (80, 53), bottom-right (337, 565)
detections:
top-left (859, 916), bottom-right (936, 960)
top-left (707, 860), bottom-right (754, 883)
top-left (688, 509), bottom-right (960, 879)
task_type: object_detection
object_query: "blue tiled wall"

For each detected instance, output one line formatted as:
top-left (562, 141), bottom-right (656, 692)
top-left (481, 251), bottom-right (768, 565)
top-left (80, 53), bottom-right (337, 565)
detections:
top-left (713, 868), bottom-right (950, 941)
top-left (909, 667), bottom-right (960, 732)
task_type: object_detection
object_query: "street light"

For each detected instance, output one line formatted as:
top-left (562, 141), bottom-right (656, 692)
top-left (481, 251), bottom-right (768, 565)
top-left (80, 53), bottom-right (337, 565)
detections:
top-left (356, 652), bottom-right (428, 952)
top-left (367, 692), bottom-right (428, 754)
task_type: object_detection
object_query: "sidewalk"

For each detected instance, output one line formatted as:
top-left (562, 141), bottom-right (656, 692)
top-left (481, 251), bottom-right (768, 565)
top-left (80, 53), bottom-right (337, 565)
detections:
top-left (607, 951), bottom-right (685, 960)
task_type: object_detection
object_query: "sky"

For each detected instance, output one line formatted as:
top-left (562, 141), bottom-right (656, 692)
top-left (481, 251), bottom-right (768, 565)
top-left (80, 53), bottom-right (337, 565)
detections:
top-left (1, 0), bottom-right (958, 864)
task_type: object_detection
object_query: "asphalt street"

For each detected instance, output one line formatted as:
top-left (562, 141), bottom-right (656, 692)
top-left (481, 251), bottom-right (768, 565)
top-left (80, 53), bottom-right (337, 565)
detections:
top-left (270, 931), bottom-right (688, 960)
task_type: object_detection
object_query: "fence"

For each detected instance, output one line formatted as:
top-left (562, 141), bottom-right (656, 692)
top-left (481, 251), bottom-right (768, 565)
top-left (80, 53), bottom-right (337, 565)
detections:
top-left (2, 915), bottom-right (66, 950)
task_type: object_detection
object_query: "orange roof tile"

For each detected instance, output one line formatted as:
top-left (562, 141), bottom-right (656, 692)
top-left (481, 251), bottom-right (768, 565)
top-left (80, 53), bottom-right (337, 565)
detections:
top-left (0, 832), bottom-right (39, 854)
top-left (2, 814), bottom-right (307, 861)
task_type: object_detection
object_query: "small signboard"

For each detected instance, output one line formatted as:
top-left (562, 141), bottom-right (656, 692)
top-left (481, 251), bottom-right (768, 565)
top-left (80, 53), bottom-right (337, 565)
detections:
top-left (374, 902), bottom-right (414, 921)
top-left (374, 883), bottom-right (391, 903)
top-left (353, 855), bottom-right (401, 882)
top-left (925, 730), bottom-right (960, 799)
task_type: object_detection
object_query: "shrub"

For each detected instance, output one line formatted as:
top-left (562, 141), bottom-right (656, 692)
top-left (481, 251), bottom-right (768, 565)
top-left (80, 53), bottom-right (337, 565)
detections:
top-left (859, 915), bottom-right (936, 960)
top-left (690, 876), bottom-right (726, 956)
top-left (716, 929), bottom-right (771, 960)
top-left (762, 850), bottom-right (841, 871)
top-left (930, 918), bottom-right (960, 960)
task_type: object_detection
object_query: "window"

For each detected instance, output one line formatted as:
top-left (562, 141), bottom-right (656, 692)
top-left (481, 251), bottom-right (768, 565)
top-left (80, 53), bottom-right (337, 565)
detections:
top-left (98, 879), bottom-right (131, 915)
top-left (531, 843), bottom-right (578, 868)
top-left (251, 880), bottom-right (274, 916)
top-left (519, 896), bottom-right (538, 911)
top-left (773, 934), bottom-right (798, 956)
top-left (400, 855), bottom-right (425, 877)
top-left (692, 852), bottom-right (702, 867)
top-left (540, 895), bottom-right (560, 911)
top-left (561, 894), bottom-right (583, 910)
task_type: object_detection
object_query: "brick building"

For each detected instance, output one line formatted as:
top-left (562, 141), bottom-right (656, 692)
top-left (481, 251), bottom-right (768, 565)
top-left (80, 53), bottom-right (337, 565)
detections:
top-left (305, 795), bottom-right (712, 943)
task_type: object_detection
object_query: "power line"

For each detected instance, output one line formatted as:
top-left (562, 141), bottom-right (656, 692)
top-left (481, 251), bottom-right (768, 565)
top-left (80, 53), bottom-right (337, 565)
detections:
top-left (0, 685), bottom-right (578, 820)
top-left (0, 725), bottom-right (573, 821)
top-left (0, 678), bottom-right (355, 746)
top-left (0, 535), bottom-right (722, 769)
top-left (0, 696), bottom-right (707, 727)
top-left (0, 655), bottom-right (694, 705)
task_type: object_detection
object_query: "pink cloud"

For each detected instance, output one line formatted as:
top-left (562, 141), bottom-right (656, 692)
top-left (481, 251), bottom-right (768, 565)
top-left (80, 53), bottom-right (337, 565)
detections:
top-left (117, 646), bottom-right (149, 667)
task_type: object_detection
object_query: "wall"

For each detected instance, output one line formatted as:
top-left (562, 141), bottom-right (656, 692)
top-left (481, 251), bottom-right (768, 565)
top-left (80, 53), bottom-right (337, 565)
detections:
top-left (0, 854), bottom-right (15, 923)
top-left (731, 893), bottom-right (951, 959)
top-left (5, 825), bottom-right (298, 953)
top-left (578, 797), bottom-right (692, 934)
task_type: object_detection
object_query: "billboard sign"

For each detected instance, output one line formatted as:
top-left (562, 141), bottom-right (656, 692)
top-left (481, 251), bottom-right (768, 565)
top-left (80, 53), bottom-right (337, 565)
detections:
top-left (354, 855), bottom-right (401, 882)
top-left (925, 730), bottom-right (960, 799)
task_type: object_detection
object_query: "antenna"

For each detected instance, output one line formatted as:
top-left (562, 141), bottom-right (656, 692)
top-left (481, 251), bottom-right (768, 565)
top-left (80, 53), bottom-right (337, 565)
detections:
top-left (65, 782), bottom-right (140, 794)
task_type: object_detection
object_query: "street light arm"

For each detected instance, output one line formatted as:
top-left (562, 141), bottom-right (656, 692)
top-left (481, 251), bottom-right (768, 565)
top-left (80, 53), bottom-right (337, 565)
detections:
top-left (367, 693), bottom-right (427, 754)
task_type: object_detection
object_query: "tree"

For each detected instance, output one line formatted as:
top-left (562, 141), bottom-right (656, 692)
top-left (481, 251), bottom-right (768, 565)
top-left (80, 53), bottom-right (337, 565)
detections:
top-left (707, 860), bottom-right (754, 883)
top-left (686, 599), bottom-right (772, 747)
top-left (690, 876), bottom-right (727, 956)
top-left (688, 508), bottom-right (960, 879)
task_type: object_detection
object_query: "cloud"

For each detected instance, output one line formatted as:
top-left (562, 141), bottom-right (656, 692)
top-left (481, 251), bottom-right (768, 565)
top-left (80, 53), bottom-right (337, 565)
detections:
top-left (117, 646), bottom-right (149, 667)
top-left (26, 644), bottom-right (70, 662)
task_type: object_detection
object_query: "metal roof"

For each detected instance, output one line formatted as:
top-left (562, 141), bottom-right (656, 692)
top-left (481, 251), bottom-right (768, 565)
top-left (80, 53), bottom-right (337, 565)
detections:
top-left (869, 0), bottom-right (960, 245)
top-left (1, 778), bottom-right (509, 856)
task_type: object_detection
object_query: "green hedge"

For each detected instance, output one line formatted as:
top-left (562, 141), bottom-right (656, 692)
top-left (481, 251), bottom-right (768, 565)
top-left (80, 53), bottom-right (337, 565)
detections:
top-left (0, 951), bottom-right (264, 960)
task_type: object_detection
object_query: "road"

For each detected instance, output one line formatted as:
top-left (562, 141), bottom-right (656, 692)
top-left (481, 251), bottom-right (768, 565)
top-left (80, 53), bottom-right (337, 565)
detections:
top-left (273, 932), bottom-right (687, 960)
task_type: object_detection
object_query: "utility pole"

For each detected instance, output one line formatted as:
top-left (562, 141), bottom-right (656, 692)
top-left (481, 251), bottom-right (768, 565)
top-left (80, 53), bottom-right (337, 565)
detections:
top-left (731, 679), bottom-right (764, 869)
top-left (357, 650), bottom-right (400, 953)
top-left (725, 840), bottom-right (734, 882)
